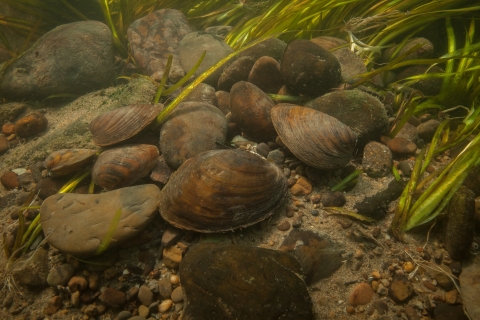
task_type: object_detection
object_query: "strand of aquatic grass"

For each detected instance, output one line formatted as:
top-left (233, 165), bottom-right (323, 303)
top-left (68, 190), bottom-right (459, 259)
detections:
top-left (161, 50), bottom-right (206, 96)
top-left (21, 211), bottom-right (41, 246)
top-left (392, 165), bottom-right (401, 181)
top-left (95, 208), bottom-right (122, 255)
top-left (22, 224), bottom-right (43, 254)
top-left (389, 90), bottom-right (423, 138)
top-left (152, 54), bottom-right (172, 104)
top-left (324, 207), bottom-right (376, 223)
top-left (331, 169), bottom-right (362, 192)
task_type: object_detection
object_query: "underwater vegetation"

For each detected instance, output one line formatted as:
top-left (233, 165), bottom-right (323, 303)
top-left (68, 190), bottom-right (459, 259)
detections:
top-left (0, 0), bottom-right (479, 242)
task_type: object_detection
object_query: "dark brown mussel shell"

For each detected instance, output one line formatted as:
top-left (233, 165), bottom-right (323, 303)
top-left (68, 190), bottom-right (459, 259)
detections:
top-left (92, 144), bottom-right (159, 190)
top-left (89, 104), bottom-right (162, 147)
top-left (271, 104), bottom-right (357, 170)
top-left (159, 149), bottom-right (287, 233)
top-left (44, 149), bottom-right (97, 177)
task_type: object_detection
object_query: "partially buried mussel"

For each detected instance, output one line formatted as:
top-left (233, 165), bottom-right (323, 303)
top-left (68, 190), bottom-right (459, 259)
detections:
top-left (271, 104), bottom-right (357, 170)
top-left (159, 149), bottom-right (287, 232)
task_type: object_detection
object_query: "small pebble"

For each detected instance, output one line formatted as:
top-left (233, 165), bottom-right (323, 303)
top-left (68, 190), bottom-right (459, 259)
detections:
top-left (158, 278), bottom-right (173, 299)
top-left (387, 137), bottom-right (417, 154)
top-left (117, 310), bottom-right (132, 320)
top-left (138, 285), bottom-right (153, 306)
top-left (68, 276), bottom-right (88, 292)
top-left (138, 305), bottom-right (150, 318)
top-left (159, 299), bottom-right (173, 313)
top-left (171, 286), bottom-right (184, 303)
top-left (349, 283), bottom-right (374, 306)
top-left (388, 275), bottom-right (414, 303)
top-left (277, 220), bottom-right (291, 231)
top-left (310, 209), bottom-right (319, 216)
top-left (354, 249), bottom-right (364, 259)
top-left (0, 171), bottom-right (20, 189)
top-left (403, 261), bottom-right (415, 273)
top-left (170, 274), bottom-right (180, 285)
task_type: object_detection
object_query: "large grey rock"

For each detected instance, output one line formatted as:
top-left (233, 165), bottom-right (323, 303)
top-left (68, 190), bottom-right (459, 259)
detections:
top-left (179, 31), bottom-right (234, 86)
top-left (40, 184), bottom-right (161, 257)
top-left (0, 21), bottom-right (114, 100)
top-left (127, 9), bottom-right (193, 82)
top-left (179, 243), bottom-right (313, 319)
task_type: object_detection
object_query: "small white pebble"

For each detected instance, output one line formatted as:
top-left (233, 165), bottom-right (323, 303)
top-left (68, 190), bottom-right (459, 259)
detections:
top-left (170, 275), bottom-right (180, 285)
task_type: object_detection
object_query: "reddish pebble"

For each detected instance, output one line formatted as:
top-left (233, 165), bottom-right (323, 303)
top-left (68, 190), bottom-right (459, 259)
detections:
top-left (349, 282), bottom-right (374, 306)
top-left (0, 135), bottom-right (9, 155)
top-left (1, 171), bottom-right (20, 189)
top-left (387, 137), bottom-right (417, 154)
top-left (15, 112), bottom-right (48, 138)
top-left (290, 176), bottom-right (313, 196)
top-left (2, 123), bottom-right (15, 135)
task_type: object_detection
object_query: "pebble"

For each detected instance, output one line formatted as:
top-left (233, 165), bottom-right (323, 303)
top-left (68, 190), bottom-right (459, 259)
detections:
top-left (138, 305), bottom-right (150, 318)
top-left (445, 289), bottom-right (458, 304)
top-left (163, 246), bottom-right (183, 269)
top-left (417, 119), bottom-right (440, 141)
top-left (47, 263), bottom-right (75, 287)
top-left (44, 296), bottom-right (63, 315)
top-left (311, 209), bottom-right (319, 216)
top-left (387, 137), bottom-right (417, 154)
top-left (277, 220), bottom-right (291, 231)
top-left (126, 286), bottom-right (139, 301)
top-left (349, 283), bottom-right (374, 306)
top-left (434, 270), bottom-right (454, 291)
top-left (320, 191), bottom-right (346, 207)
top-left (12, 246), bottom-right (49, 287)
top-left (71, 291), bottom-right (80, 307)
top-left (388, 275), bottom-right (414, 303)
top-left (217, 56), bottom-right (255, 91)
top-left (158, 277), bottom-right (173, 299)
top-left (88, 272), bottom-right (100, 290)
top-left (396, 122), bottom-right (418, 142)
top-left (138, 285), bottom-right (154, 306)
top-left (377, 283), bottom-right (388, 295)
top-left (256, 142), bottom-right (270, 158)
top-left (354, 249), bottom-right (364, 259)
top-left (267, 149), bottom-right (285, 165)
top-left (0, 135), bottom-right (9, 154)
top-left (171, 286), bottom-right (184, 303)
top-left (362, 141), bottom-right (392, 178)
top-left (247, 56), bottom-right (283, 94)
top-left (0, 171), bottom-right (20, 189)
top-left (372, 300), bottom-right (388, 315)
top-left (99, 288), bottom-right (126, 308)
top-left (104, 266), bottom-right (118, 280)
top-left (433, 303), bottom-right (469, 320)
top-left (15, 112), bottom-right (48, 138)
top-left (423, 281), bottom-right (437, 291)
top-left (405, 305), bottom-right (420, 320)
top-left (161, 226), bottom-right (185, 247)
top-left (117, 310), bottom-right (132, 320)
top-left (398, 160), bottom-right (412, 176)
top-left (159, 299), bottom-right (173, 313)
top-left (403, 261), bottom-right (415, 273)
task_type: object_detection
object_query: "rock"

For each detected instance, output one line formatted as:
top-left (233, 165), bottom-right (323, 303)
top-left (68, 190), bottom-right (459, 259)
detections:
top-left (398, 160), bottom-right (412, 176)
top-left (44, 296), bottom-right (63, 315)
top-left (117, 310), bottom-right (132, 320)
top-left (180, 243), bottom-right (313, 319)
top-left (215, 91), bottom-right (230, 115)
top-left (388, 275), bottom-right (414, 303)
top-left (238, 38), bottom-right (287, 62)
top-left (349, 283), bottom-right (374, 306)
top-left (84, 304), bottom-right (107, 317)
top-left (280, 230), bottom-right (343, 285)
top-left (433, 303), bottom-right (469, 320)
top-left (230, 81), bottom-right (276, 142)
top-left (372, 300), bottom-right (388, 315)
top-left (217, 56), bottom-right (256, 92)
top-left (159, 299), bottom-right (173, 313)
top-left (183, 83), bottom-right (218, 106)
top-left (160, 102), bottom-right (227, 169)
top-left (12, 246), bottom-right (49, 287)
top-left (445, 289), bottom-right (458, 304)
top-left (256, 142), bottom-right (270, 158)
top-left (99, 288), bottom-right (126, 308)
top-left (205, 25), bottom-right (232, 39)
top-left (163, 245), bottom-right (183, 269)
top-left (14, 112), bottom-right (48, 138)
top-left (171, 286), bottom-right (184, 303)
top-left (40, 184), bottom-right (161, 257)
top-left (247, 56), bottom-right (283, 93)
top-left (47, 263), bottom-right (75, 287)
top-left (150, 155), bottom-right (173, 185)
top-left (179, 31), bottom-right (233, 86)
top-left (405, 305), bottom-right (420, 320)
top-left (305, 89), bottom-right (388, 148)
top-left (127, 9), bottom-right (192, 82)
top-left (88, 272), bottom-right (100, 290)
top-left (34, 178), bottom-right (67, 200)
top-left (138, 285), bottom-right (153, 306)
top-left (460, 256), bottom-right (480, 320)
top-left (126, 286), bottom-right (139, 301)
top-left (387, 137), bottom-right (417, 154)
top-left (331, 48), bottom-right (367, 83)
top-left (362, 141), bottom-right (393, 178)
top-left (321, 191), bottom-right (346, 207)
top-left (396, 122), bottom-right (418, 142)
top-left (138, 305), bottom-right (150, 318)
top-left (310, 36), bottom-right (347, 50)
top-left (417, 119), bottom-right (440, 141)
top-left (445, 186), bottom-right (476, 259)
top-left (161, 226), bottom-right (184, 247)
top-left (68, 276), bottom-right (88, 292)
top-left (383, 37), bottom-right (434, 62)
top-left (434, 266), bottom-right (455, 291)
top-left (396, 65), bottom-right (444, 96)
top-left (290, 176), bottom-right (313, 196)
top-left (277, 220), bottom-right (291, 231)
top-left (0, 102), bottom-right (28, 123)
top-left (267, 149), bottom-right (285, 165)
top-left (349, 174), bottom-right (405, 220)
top-left (158, 277), bottom-right (173, 299)
top-left (0, 21), bottom-right (114, 100)
top-left (1, 171), bottom-right (20, 189)
top-left (0, 135), bottom-right (9, 154)
top-left (280, 40), bottom-right (341, 96)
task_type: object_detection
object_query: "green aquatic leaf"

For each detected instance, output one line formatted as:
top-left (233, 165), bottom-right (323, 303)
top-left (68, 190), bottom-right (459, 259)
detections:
top-left (95, 208), bottom-right (122, 256)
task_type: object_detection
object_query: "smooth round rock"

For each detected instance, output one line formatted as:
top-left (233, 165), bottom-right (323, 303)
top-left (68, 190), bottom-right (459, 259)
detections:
top-left (217, 56), bottom-right (255, 92)
top-left (47, 263), bottom-right (75, 287)
top-left (349, 283), bottom-right (374, 306)
top-left (362, 141), bottom-right (393, 178)
top-left (138, 285), bottom-right (153, 306)
top-left (280, 40), bottom-right (341, 97)
top-left (214, 90), bottom-right (230, 115)
top-left (387, 137), bottom-right (417, 154)
top-left (99, 288), bottom-right (126, 308)
top-left (238, 37), bottom-right (287, 62)
top-left (171, 286), bottom-right (184, 303)
top-left (15, 112), bottom-right (48, 138)
top-left (331, 48), bottom-right (367, 83)
top-left (417, 119), bottom-right (440, 141)
top-left (0, 171), bottom-right (20, 189)
top-left (320, 191), bottom-right (346, 207)
top-left (388, 275), bottom-right (414, 303)
top-left (179, 243), bottom-right (313, 319)
top-left (40, 184), bottom-right (161, 257)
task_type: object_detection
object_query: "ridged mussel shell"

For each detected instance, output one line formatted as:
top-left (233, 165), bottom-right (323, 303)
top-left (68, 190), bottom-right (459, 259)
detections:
top-left (92, 144), bottom-right (159, 190)
top-left (271, 104), bottom-right (357, 170)
top-left (89, 104), bottom-right (162, 147)
top-left (44, 149), bottom-right (97, 177)
top-left (159, 149), bottom-right (287, 232)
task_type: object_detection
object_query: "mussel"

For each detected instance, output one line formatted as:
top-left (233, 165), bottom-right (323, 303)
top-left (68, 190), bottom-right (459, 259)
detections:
top-left (159, 149), bottom-right (287, 232)
top-left (89, 104), bottom-right (162, 147)
top-left (44, 149), bottom-right (97, 177)
top-left (92, 144), bottom-right (159, 190)
top-left (271, 104), bottom-right (357, 170)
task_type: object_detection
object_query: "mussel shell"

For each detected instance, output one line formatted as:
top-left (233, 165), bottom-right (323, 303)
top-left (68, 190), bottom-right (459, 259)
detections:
top-left (89, 104), bottom-right (162, 147)
top-left (44, 149), bottom-right (97, 177)
top-left (92, 144), bottom-right (159, 190)
top-left (271, 104), bottom-right (357, 170)
top-left (159, 149), bottom-right (287, 233)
